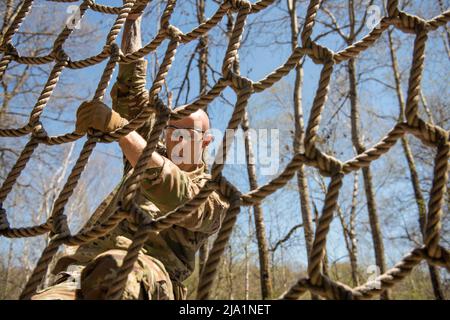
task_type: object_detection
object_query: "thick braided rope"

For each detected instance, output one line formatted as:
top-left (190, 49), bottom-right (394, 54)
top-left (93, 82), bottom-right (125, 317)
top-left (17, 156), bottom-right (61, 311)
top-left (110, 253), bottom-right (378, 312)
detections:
top-left (307, 173), bottom-right (344, 285)
top-left (240, 153), bottom-right (313, 206)
top-left (0, 44), bottom-right (18, 83)
top-left (0, 222), bottom-right (51, 238)
top-left (424, 141), bottom-right (449, 258)
top-left (103, 72), bottom-right (253, 298)
top-left (0, 138), bottom-right (40, 204)
top-left (197, 182), bottom-right (241, 300)
top-left (104, 217), bottom-right (154, 299)
top-left (304, 60), bottom-right (334, 159)
top-left (0, 0), bottom-right (448, 300)
top-left (0, 0), bottom-right (34, 46)
top-left (16, 39), bottom-right (125, 297)
top-left (121, 100), bottom-right (170, 211)
top-left (405, 27), bottom-right (427, 126)
top-left (20, 236), bottom-right (64, 299)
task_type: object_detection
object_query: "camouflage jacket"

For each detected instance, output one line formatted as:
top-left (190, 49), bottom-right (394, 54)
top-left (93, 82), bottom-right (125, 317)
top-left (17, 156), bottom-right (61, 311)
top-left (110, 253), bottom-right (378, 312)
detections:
top-left (55, 60), bottom-right (230, 283)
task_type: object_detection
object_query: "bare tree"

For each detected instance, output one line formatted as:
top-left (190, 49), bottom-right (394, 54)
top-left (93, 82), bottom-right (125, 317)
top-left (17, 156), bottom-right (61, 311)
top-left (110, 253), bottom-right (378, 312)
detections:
top-left (0, 2), bottom-right (107, 298)
top-left (320, 0), bottom-right (391, 299)
top-left (336, 172), bottom-right (360, 286)
top-left (287, 0), bottom-right (317, 299)
top-left (386, 27), bottom-right (445, 299)
top-left (227, 11), bottom-right (273, 299)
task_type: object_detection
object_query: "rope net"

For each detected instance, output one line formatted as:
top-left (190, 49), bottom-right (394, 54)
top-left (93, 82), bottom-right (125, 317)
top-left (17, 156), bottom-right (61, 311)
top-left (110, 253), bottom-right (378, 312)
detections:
top-left (0, 0), bottom-right (449, 300)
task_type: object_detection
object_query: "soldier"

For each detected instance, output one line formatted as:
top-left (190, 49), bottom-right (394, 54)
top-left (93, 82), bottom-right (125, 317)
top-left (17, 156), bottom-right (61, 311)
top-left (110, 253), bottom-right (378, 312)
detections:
top-left (31, 5), bottom-right (229, 300)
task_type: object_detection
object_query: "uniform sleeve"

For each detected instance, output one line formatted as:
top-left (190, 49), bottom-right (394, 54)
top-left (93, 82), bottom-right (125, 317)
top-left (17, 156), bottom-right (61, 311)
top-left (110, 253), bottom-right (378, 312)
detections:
top-left (140, 156), bottom-right (192, 213)
top-left (175, 190), bottom-right (230, 235)
top-left (140, 158), bottom-right (230, 234)
top-left (110, 59), bottom-right (149, 120)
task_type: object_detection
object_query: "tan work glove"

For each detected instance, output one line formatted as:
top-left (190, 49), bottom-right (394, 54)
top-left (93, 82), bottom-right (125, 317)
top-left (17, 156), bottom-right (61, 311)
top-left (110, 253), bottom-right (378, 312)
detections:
top-left (75, 100), bottom-right (128, 134)
top-left (125, 0), bottom-right (147, 20)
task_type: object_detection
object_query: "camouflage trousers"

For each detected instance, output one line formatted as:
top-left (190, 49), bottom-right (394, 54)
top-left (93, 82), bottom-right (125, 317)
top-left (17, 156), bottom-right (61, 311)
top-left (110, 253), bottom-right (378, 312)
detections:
top-left (31, 249), bottom-right (187, 300)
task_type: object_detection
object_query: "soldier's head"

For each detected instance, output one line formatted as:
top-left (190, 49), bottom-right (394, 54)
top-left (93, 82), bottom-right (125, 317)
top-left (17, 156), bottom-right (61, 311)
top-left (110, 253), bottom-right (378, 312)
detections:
top-left (164, 108), bottom-right (213, 171)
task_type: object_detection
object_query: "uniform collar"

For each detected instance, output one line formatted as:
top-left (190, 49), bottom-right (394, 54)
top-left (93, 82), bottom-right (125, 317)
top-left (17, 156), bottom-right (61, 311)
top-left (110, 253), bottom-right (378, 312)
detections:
top-left (185, 161), bottom-right (206, 178)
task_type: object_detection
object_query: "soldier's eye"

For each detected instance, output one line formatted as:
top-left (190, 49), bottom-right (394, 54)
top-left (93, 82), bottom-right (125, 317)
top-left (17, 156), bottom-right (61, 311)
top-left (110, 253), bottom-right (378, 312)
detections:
top-left (170, 129), bottom-right (192, 142)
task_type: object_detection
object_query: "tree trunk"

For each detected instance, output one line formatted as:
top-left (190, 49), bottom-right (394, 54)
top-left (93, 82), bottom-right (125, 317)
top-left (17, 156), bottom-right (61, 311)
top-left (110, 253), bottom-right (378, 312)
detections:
top-left (287, 0), bottom-right (317, 299)
top-left (196, 0), bottom-right (208, 96)
top-left (437, 0), bottom-right (450, 58)
top-left (348, 173), bottom-right (360, 286)
top-left (387, 30), bottom-right (445, 299)
top-left (313, 202), bottom-right (329, 277)
top-left (241, 110), bottom-right (273, 299)
top-left (225, 11), bottom-right (273, 299)
top-left (227, 245), bottom-right (234, 300)
top-left (244, 207), bottom-right (252, 300)
top-left (0, 0), bottom-right (15, 42)
top-left (244, 240), bottom-right (249, 300)
top-left (1, 241), bottom-right (14, 299)
top-left (348, 58), bottom-right (390, 299)
top-left (198, 242), bottom-right (209, 275)
top-left (336, 172), bottom-right (360, 286)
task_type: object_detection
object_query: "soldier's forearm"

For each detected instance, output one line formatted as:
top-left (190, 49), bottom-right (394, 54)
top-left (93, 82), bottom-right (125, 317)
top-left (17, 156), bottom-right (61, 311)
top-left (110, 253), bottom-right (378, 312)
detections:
top-left (122, 16), bottom-right (142, 55)
top-left (119, 131), bottom-right (164, 169)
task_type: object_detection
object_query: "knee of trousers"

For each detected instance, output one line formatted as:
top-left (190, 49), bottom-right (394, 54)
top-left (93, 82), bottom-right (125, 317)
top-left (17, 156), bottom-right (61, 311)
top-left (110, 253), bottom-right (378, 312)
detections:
top-left (80, 249), bottom-right (174, 300)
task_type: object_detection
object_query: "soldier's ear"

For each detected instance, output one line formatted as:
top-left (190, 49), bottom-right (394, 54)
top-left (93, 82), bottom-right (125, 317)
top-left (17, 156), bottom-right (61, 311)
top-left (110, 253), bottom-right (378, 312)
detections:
top-left (202, 133), bottom-right (213, 148)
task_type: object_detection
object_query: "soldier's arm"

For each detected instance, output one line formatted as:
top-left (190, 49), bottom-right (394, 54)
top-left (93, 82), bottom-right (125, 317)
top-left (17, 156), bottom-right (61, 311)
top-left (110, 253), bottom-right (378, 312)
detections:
top-left (119, 131), bottom-right (164, 168)
top-left (115, 5), bottom-right (224, 220)
top-left (140, 156), bottom-right (230, 233)
top-left (120, 132), bottom-right (229, 230)
top-left (110, 12), bottom-right (149, 119)
top-left (119, 130), bottom-right (191, 212)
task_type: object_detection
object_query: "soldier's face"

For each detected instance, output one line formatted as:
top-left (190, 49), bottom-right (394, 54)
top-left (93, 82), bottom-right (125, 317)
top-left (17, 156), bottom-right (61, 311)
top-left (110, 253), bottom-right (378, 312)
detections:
top-left (164, 118), bottom-right (206, 171)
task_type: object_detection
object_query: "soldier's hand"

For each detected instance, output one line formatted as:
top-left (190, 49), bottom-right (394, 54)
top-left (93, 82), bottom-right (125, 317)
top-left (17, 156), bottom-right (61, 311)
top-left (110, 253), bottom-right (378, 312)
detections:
top-left (126, 0), bottom-right (147, 20)
top-left (75, 100), bottom-right (128, 134)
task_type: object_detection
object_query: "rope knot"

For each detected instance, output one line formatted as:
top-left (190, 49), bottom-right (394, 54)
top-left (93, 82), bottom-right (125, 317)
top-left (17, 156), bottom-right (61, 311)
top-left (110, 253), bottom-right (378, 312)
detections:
top-left (386, 0), bottom-right (399, 18)
top-left (105, 42), bottom-right (120, 58)
top-left (227, 72), bottom-right (253, 92)
top-left (157, 96), bottom-right (170, 114)
top-left (329, 157), bottom-right (344, 177)
top-left (87, 127), bottom-right (105, 142)
top-left (31, 122), bottom-right (48, 139)
top-left (51, 215), bottom-right (70, 241)
top-left (52, 49), bottom-right (70, 63)
top-left (2, 42), bottom-right (18, 57)
top-left (49, 230), bottom-right (70, 243)
top-left (215, 175), bottom-right (240, 199)
top-left (413, 118), bottom-right (449, 147)
top-left (308, 42), bottom-right (334, 65)
top-left (166, 25), bottom-right (183, 42)
top-left (423, 246), bottom-right (450, 271)
top-left (321, 276), bottom-right (355, 300)
top-left (395, 11), bottom-right (428, 34)
top-left (228, 0), bottom-right (252, 12)
top-left (304, 146), bottom-right (343, 177)
top-left (320, 153), bottom-right (343, 177)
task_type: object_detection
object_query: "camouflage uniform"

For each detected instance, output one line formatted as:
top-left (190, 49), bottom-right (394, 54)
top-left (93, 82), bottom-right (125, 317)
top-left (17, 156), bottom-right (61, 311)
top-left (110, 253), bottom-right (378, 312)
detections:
top-left (31, 60), bottom-right (229, 300)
